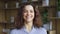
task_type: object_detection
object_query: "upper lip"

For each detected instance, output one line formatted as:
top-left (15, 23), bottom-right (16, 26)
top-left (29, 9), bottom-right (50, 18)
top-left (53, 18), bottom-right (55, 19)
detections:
top-left (26, 16), bottom-right (31, 18)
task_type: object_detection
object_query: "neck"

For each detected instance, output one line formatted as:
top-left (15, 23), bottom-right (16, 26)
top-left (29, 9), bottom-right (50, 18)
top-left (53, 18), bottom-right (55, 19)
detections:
top-left (24, 21), bottom-right (33, 32)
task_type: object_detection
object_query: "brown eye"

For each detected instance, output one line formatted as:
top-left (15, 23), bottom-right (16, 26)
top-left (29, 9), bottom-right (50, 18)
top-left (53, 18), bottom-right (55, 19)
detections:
top-left (23, 10), bottom-right (27, 13)
top-left (23, 11), bottom-right (26, 13)
top-left (30, 10), bottom-right (34, 13)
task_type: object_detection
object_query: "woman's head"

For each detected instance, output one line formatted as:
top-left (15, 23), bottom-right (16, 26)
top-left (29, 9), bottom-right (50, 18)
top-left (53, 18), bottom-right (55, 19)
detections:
top-left (23, 5), bottom-right (35, 23)
top-left (15, 3), bottom-right (43, 29)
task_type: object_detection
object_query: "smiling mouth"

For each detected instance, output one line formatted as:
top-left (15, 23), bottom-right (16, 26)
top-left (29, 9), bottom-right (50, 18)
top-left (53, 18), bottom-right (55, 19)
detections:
top-left (26, 16), bottom-right (32, 18)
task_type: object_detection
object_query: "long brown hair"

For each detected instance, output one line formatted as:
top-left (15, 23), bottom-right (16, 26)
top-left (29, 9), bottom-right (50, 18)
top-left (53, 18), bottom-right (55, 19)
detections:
top-left (15, 3), bottom-right (43, 29)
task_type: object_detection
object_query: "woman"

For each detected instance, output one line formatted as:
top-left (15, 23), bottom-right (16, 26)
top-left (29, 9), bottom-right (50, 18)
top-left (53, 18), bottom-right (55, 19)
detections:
top-left (10, 3), bottom-right (47, 34)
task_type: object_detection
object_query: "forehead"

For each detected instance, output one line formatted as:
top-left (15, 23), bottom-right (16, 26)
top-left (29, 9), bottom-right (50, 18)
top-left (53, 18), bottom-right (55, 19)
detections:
top-left (24, 5), bottom-right (34, 10)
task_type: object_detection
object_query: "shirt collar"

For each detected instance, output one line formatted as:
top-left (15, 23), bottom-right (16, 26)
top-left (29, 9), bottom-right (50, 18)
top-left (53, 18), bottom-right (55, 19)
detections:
top-left (21, 26), bottom-right (36, 33)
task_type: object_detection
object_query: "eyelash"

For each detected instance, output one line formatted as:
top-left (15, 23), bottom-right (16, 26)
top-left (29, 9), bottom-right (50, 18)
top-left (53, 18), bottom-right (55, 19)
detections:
top-left (23, 10), bottom-right (34, 13)
top-left (23, 11), bottom-right (27, 13)
top-left (30, 11), bottom-right (33, 13)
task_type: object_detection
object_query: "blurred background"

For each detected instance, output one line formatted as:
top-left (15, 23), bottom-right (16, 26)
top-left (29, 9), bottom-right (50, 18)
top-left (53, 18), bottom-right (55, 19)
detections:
top-left (0, 0), bottom-right (58, 34)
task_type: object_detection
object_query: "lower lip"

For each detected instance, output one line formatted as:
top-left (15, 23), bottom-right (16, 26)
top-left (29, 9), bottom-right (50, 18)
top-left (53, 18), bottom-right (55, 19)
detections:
top-left (27, 17), bottom-right (31, 19)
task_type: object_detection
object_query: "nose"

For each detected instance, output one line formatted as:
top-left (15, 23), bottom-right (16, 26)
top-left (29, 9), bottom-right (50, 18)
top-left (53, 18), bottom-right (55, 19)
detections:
top-left (27, 11), bottom-right (30, 16)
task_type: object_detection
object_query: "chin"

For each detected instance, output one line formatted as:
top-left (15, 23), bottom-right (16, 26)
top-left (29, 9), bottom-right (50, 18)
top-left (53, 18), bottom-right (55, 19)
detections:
top-left (26, 20), bottom-right (32, 22)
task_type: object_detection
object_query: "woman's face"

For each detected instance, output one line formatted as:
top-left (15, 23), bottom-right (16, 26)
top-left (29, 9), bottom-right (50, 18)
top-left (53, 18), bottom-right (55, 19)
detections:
top-left (23, 5), bottom-right (35, 22)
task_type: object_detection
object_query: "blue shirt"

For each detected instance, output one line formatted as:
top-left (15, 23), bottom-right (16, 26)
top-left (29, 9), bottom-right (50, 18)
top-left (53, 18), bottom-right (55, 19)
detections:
top-left (10, 27), bottom-right (47, 34)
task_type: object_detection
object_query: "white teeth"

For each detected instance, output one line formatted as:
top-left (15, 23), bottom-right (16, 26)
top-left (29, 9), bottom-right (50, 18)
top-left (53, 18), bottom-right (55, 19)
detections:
top-left (26, 16), bottom-right (31, 18)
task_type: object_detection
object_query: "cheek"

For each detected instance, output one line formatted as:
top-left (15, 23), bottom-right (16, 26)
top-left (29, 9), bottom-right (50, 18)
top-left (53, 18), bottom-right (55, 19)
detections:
top-left (33, 13), bottom-right (35, 19)
top-left (32, 13), bottom-right (35, 18)
top-left (23, 13), bottom-right (26, 17)
top-left (23, 13), bottom-right (26, 16)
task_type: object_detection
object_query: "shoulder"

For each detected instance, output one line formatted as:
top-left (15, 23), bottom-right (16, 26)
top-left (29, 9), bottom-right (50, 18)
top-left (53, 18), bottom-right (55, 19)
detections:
top-left (36, 27), bottom-right (47, 31)
top-left (10, 29), bottom-right (21, 34)
top-left (36, 27), bottom-right (47, 34)
top-left (39, 27), bottom-right (47, 31)
top-left (10, 29), bottom-right (18, 32)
